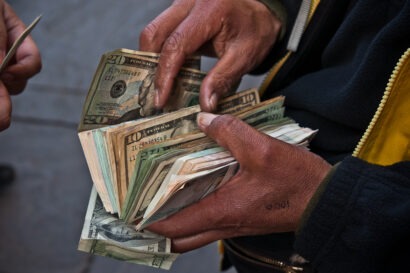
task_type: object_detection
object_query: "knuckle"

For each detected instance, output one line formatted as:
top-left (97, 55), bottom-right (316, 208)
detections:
top-left (210, 72), bottom-right (236, 95)
top-left (258, 140), bottom-right (277, 163)
top-left (140, 22), bottom-right (160, 45)
top-left (163, 31), bottom-right (185, 55)
top-left (212, 114), bottom-right (238, 136)
top-left (208, 192), bottom-right (230, 227)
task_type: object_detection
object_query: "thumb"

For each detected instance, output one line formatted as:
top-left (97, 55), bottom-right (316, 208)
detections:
top-left (197, 112), bottom-right (273, 166)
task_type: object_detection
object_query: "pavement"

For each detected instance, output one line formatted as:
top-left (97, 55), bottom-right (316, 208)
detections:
top-left (0, 1), bottom-right (263, 272)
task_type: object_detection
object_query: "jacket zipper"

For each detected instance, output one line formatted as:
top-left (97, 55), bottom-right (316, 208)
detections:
top-left (352, 48), bottom-right (410, 157)
top-left (224, 239), bottom-right (304, 273)
top-left (287, 0), bottom-right (312, 52)
top-left (259, 0), bottom-right (321, 97)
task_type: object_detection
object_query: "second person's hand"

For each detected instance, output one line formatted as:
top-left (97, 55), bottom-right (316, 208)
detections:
top-left (0, 1), bottom-right (41, 131)
top-left (139, 0), bottom-right (282, 112)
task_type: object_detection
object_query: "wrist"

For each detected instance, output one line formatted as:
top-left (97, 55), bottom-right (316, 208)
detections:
top-left (296, 162), bottom-right (341, 234)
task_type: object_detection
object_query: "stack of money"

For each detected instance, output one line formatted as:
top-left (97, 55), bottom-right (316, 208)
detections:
top-left (78, 187), bottom-right (178, 269)
top-left (77, 49), bottom-right (317, 269)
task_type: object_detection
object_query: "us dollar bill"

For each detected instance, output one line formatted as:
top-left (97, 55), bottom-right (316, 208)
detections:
top-left (78, 49), bottom-right (205, 132)
top-left (123, 96), bottom-right (283, 224)
top-left (118, 48), bottom-right (201, 70)
top-left (137, 121), bottom-right (318, 229)
top-left (79, 88), bottom-right (259, 214)
top-left (138, 161), bottom-right (239, 230)
top-left (78, 187), bottom-right (178, 269)
top-left (112, 105), bottom-right (202, 212)
top-left (112, 89), bottom-right (260, 211)
top-left (122, 134), bottom-right (217, 222)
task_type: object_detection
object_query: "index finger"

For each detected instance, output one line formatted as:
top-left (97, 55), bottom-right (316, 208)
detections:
top-left (199, 114), bottom-right (280, 169)
top-left (139, 0), bottom-right (194, 52)
top-left (154, 2), bottom-right (222, 108)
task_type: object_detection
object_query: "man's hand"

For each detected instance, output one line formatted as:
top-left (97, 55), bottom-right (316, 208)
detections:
top-left (0, 1), bottom-right (41, 131)
top-left (139, 0), bottom-right (281, 112)
top-left (147, 113), bottom-right (332, 253)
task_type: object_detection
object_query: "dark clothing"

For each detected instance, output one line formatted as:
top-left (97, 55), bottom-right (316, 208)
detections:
top-left (262, 0), bottom-right (409, 163)
top-left (227, 0), bottom-right (410, 272)
top-left (295, 157), bottom-right (410, 272)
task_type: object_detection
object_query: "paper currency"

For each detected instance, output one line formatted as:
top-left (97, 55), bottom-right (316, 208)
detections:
top-left (122, 133), bottom-right (215, 222)
top-left (124, 96), bottom-right (285, 224)
top-left (78, 49), bottom-right (319, 270)
top-left (114, 89), bottom-right (261, 212)
top-left (79, 88), bottom-right (260, 214)
top-left (136, 120), bottom-right (317, 230)
top-left (78, 187), bottom-right (178, 270)
top-left (118, 48), bottom-right (201, 70)
top-left (137, 149), bottom-right (238, 229)
top-left (78, 49), bottom-right (204, 132)
top-left (129, 95), bottom-right (320, 228)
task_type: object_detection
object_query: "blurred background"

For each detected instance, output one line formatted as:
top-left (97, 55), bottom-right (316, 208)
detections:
top-left (0, 1), bottom-right (264, 272)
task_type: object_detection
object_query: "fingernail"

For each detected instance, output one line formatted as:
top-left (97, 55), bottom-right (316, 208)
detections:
top-left (197, 112), bottom-right (218, 129)
top-left (208, 93), bottom-right (218, 111)
top-left (154, 89), bottom-right (160, 108)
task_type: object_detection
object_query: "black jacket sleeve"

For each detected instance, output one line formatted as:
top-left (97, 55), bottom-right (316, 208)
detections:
top-left (294, 156), bottom-right (410, 273)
